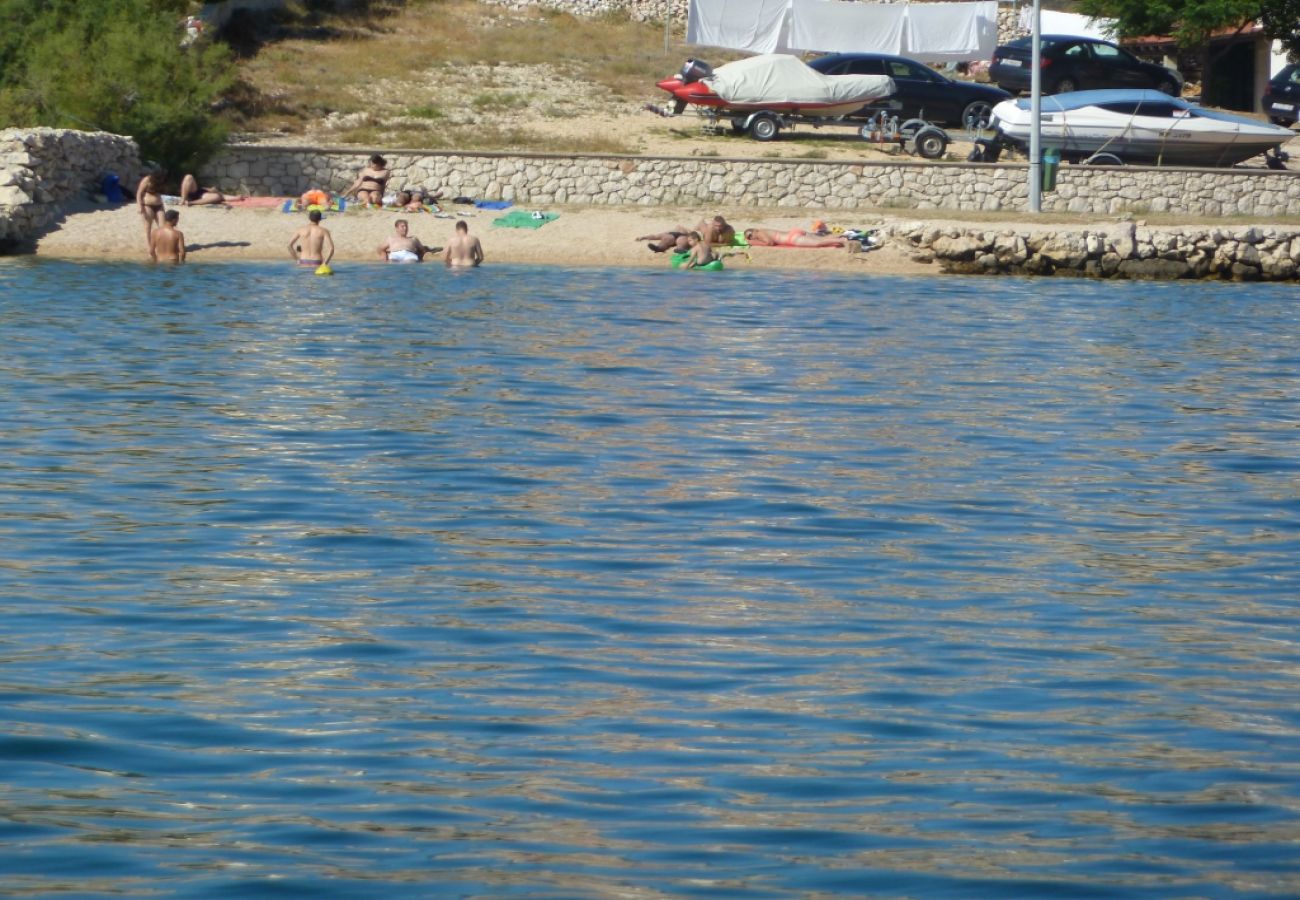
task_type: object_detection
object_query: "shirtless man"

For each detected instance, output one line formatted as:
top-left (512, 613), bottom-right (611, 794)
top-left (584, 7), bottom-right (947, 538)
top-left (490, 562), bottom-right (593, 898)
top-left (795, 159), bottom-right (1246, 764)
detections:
top-left (288, 210), bottom-right (335, 268)
top-left (696, 215), bottom-right (736, 246)
top-left (136, 169), bottom-right (166, 250)
top-left (636, 226), bottom-right (691, 254)
top-left (149, 209), bottom-right (186, 264)
top-left (377, 219), bottom-right (429, 263)
top-left (442, 220), bottom-right (483, 267)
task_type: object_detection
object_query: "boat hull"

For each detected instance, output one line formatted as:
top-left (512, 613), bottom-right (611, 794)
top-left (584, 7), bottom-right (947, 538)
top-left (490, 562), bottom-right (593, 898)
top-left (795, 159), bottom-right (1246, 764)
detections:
top-left (990, 90), bottom-right (1293, 167)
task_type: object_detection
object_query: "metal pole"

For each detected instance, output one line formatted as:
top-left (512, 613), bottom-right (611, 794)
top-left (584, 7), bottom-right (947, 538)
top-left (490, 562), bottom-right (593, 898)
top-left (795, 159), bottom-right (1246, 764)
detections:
top-left (1028, 0), bottom-right (1042, 212)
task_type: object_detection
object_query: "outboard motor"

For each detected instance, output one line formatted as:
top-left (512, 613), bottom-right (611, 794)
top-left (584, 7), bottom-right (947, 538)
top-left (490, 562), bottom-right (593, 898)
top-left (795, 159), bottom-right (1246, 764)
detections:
top-left (680, 58), bottom-right (713, 84)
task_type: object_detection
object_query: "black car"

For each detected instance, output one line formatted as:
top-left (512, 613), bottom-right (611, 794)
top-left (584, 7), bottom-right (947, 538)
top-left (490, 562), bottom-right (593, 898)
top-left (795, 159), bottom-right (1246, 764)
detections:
top-left (989, 35), bottom-right (1182, 96)
top-left (1263, 63), bottom-right (1300, 126)
top-left (807, 53), bottom-right (1011, 130)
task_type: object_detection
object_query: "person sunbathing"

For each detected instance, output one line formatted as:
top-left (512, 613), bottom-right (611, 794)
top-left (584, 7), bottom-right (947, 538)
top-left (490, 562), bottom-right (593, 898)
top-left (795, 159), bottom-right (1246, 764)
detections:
top-left (636, 227), bottom-right (691, 253)
top-left (179, 174), bottom-right (226, 206)
top-left (696, 215), bottom-right (736, 246)
top-left (344, 154), bottom-right (390, 207)
top-left (743, 227), bottom-right (847, 248)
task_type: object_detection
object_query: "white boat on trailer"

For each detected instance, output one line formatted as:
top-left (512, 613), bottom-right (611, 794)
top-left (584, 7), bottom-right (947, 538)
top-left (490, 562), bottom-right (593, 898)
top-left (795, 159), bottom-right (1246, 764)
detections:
top-left (984, 89), bottom-right (1293, 167)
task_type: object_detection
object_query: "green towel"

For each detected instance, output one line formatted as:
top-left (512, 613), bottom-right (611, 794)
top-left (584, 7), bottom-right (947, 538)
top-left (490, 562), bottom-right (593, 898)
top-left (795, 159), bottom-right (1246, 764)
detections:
top-left (491, 210), bottom-right (559, 229)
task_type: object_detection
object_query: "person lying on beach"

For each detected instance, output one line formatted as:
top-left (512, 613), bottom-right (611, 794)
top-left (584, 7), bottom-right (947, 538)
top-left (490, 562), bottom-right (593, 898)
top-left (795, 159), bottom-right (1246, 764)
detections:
top-left (377, 219), bottom-right (429, 263)
top-left (697, 215), bottom-right (736, 246)
top-left (743, 227), bottom-right (848, 249)
top-left (179, 174), bottom-right (226, 206)
top-left (149, 209), bottom-right (186, 264)
top-left (288, 210), bottom-right (335, 267)
top-left (396, 187), bottom-right (444, 211)
top-left (136, 169), bottom-right (166, 250)
top-left (636, 227), bottom-right (691, 254)
top-left (443, 220), bottom-right (483, 268)
top-left (344, 154), bottom-right (390, 208)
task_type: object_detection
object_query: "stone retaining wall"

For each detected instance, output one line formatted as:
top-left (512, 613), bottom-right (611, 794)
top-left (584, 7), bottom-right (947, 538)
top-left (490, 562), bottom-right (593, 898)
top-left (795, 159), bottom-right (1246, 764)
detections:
top-left (893, 221), bottom-right (1300, 280)
top-left (0, 128), bottom-right (141, 249)
top-left (203, 144), bottom-right (1300, 218)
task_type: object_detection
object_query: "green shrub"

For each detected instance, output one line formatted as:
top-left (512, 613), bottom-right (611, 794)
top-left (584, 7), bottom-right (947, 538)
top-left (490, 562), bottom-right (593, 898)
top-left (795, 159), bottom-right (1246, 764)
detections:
top-left (0, 0), bottom-right (234, 175)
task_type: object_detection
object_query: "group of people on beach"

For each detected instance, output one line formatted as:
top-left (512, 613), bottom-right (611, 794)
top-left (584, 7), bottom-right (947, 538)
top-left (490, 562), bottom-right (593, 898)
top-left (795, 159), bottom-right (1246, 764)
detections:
top-left (135, 156), bottom-right (480, 268)
top-left (339, 154), bottom-right (445, 212)
top-left (636, 214), bottom-right (852, 268)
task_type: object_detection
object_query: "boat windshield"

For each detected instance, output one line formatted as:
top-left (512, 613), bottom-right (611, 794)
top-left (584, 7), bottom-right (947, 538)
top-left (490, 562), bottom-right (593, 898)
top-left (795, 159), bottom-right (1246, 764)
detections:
top-left (1096, 101), bottom-right (1186, 118)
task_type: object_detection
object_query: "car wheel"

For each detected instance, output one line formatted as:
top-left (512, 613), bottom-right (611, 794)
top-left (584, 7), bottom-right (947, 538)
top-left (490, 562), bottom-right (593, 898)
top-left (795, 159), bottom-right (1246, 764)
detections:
top-left (961, 100), bottom-right (995, 132)
top-left (1155, 78), bottom-right (1179, 96)
top-left (1052, 77), bottom-right (1079, 94)
top-left (748, 113), bottom-right (781, 142)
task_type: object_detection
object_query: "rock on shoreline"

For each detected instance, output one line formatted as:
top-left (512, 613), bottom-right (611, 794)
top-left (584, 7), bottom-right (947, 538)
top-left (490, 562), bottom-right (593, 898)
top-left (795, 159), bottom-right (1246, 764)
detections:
top-left (896, 222), bottom-right (1300, 281)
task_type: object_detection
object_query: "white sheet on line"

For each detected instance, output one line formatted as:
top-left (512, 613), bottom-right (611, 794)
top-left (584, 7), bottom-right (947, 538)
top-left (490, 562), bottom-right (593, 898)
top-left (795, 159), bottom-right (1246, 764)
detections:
top-left (686, 0), bottom-right (1000, 62)
top-left (903, 1), bottom-right (998, 62)
top-left (786, 0), bottom-right (905, 55)
top-left (687, 0), bottom-right (790, 55)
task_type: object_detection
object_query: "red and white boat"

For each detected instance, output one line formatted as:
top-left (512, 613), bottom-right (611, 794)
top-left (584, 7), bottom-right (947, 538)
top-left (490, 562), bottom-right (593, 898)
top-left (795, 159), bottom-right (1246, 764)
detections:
top-left (652, 54), bottom-right (895, 140)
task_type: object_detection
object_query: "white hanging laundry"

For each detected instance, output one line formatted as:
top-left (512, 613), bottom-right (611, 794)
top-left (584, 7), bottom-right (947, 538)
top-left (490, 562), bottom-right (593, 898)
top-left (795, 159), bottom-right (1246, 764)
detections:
top-left (903, 1), bottom-right (998, 62)
top-left (786, 0), bottom-right (906, 55)
top-left (687, 0), bottom-right (791, 54)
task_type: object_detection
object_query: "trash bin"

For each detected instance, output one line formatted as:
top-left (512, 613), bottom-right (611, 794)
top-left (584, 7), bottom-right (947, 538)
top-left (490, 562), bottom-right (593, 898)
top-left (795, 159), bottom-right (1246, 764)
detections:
top-left (100, 173), bottom-right (124, 203)
top-left (1042, 147), bottom-right (1061, 192)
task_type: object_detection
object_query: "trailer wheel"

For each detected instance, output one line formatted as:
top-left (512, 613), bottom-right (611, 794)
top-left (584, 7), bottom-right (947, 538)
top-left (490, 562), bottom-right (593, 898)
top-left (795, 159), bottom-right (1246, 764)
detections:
top-left (749, 114), bottom-right (781, 142)
top-left (913, 127), bottom-right (948, 160)
top-left (1081, 152), bottom-right (1123, 166)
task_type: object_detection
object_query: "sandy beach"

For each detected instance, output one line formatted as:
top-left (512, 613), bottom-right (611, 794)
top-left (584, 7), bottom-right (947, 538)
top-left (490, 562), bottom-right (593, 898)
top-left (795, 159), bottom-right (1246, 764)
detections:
top-left (33, 200), bottom-right (957, 274)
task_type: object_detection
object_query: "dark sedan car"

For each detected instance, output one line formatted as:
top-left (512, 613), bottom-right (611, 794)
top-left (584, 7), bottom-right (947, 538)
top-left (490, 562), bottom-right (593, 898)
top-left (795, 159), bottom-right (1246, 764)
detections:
top-left (990, 35), bottom-right (1182, 96)
top-left (807, 52), bottom-right (1011, 129)
top-left (1262, 63), bottom-right (1300, 126)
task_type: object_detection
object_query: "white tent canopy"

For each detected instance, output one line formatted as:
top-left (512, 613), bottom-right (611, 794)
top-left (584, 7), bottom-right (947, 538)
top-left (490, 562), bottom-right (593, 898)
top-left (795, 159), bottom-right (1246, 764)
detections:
top-left (687, 0), bottom-right (999, 63)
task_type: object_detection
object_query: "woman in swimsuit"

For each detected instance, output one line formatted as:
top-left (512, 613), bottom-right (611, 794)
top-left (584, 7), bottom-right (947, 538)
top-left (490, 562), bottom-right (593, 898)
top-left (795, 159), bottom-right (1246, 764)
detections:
top-left (743, 227), bottom-right (847, 249)
top-left (136, 170), bottom-right (166, 250)
top-left (179, 174), bottom-right (225, 206)
top-left (344, 154), bottom-right (390, 208)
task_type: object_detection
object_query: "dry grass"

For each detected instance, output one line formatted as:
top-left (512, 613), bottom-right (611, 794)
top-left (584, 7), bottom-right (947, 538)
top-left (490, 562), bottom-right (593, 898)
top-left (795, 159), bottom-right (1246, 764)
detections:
top-left (231, 0), bottom-right (711, 152)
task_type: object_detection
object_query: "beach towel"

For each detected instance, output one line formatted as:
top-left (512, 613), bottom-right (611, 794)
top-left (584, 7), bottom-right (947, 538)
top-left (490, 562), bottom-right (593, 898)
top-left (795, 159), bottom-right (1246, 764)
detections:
top-left (281, 198), bottom-right (347, 213)
top-left (491, 210), bottom-right (558, 229)
top-left (225, 196), bottom-right (293, 209)
top-left (475, 200), bottom-right (514, 210)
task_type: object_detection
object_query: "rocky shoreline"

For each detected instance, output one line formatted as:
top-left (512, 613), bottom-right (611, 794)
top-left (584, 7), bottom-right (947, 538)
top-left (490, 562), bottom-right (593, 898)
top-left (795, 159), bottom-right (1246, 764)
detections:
top-left (896, 221), bottom-right (1300, 280)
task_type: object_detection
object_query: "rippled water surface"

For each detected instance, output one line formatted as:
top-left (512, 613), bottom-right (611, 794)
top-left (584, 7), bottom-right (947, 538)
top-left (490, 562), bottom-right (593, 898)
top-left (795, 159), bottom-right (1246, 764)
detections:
top-left (1, 260), bottom-right (1297, 897)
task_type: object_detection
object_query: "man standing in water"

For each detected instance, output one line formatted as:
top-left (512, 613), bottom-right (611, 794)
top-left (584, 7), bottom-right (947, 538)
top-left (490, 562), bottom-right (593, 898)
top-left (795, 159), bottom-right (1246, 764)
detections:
top-left (149, 209), bottom-right (186, 264)
top-left (442, 220), bottom-right (483, 267)
top-left (288, 210), bottom-right (334, 268)
top-left (376, 219), bottom-right (430, 263)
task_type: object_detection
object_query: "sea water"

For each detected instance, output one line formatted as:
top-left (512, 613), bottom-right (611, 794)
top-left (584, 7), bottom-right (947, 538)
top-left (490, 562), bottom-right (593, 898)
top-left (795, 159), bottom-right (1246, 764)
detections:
top-left (0, 260), bottom-right (1296, 897)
